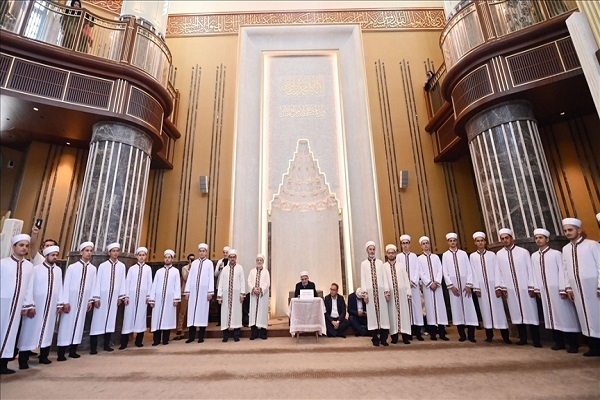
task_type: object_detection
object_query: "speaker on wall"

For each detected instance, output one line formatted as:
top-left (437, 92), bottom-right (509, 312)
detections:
top-left (399, 171), bottom-right (408, 188)
top-left (199, 176), bottom-right (209, 193)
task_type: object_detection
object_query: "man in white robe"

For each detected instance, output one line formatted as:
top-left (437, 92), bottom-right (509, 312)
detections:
top-left (561, 218), bottom-right (600, 357)
top-left (218, 249), bottom-right (246, 342)
top-left (469, 232), bottom-right (510, 344)
top-left (89, 242), bottom-right (127, 354)
top-left (399, 235), bottom-right (424, 341)
top-left (184, 243), bottom-right (214, 343)
top-left (56, 241), bottom-right (96, 361)
top-left (0, 234), bottom-right (34, 375)
top-left (214, 246), bottom-right (230, 327)
top-left (18, 245), bottom-right (63, 369)
top-left (29, 234), bottom-right (58, 267)
top-left (383, 244), bottom-right (412, 345)
top-left (531, 228), bottom-right (580, 353)
top-left (495, 228), bottom-right (541, 347)
top-left (360, 241), bottom-right (391, 347)
top-left (418, 236), bottom-right (449, 341)
top-left (442, 232), bottom-right (479, 342)
top-left (149, 249), bottom-right (181, 346)
top-left (248, 254), bottom-right (270, 340)
top-left (119, 246), bottom-right (153, 349)
top-left (176, 253), bottom-right (194, 336)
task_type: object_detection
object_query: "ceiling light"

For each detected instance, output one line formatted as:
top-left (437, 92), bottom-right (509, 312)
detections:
top-left (560, 111), bottom-right (565, 116)
top-left (33, 107), bottom-right (39, 111)
top-left (66, 142), bottom-right (71, 145)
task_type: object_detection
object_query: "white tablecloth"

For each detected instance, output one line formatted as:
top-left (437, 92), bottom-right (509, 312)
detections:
top-left (288, 297), bottom-right (327, 336)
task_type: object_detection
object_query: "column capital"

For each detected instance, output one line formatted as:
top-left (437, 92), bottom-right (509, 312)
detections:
top-left (92, 121), bottom-right (153, 156)
top-left (466, 100), bottom-right (535, 142)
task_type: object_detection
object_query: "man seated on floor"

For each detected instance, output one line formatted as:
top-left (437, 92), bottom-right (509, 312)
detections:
top-left (324, 283), bottom-right (349, 338)
top-left (294, 271), bottom-right (318, 298)
top-left (348, 287), bottom-right (369, 336)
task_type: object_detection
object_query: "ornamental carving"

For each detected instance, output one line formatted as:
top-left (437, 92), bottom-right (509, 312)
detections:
top-left (271, 139), bottom-right (339, 212)
top-left (167, 9), bottom-right (445, 37)
top-left (84, 0), bottom-right (122, 15)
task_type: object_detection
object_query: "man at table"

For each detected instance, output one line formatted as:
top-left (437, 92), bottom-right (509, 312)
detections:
top-left (324, 283), bottom-right (349, 338)
top-left (348, 288), bottom-right (369, 336)
top-left (294, 271), bottom-right (318, 298)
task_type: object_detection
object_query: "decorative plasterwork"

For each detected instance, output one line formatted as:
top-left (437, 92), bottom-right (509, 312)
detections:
top-left (166, 9), bottom-right (445, 37)
top-left (83, 0), bottom-right (122, 16)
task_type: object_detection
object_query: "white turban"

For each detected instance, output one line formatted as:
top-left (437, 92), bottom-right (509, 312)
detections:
top-left (385, 244), bottom-right (397, 252)
top-left (136, 246), bottom-right (148, 255)
top-left (533, 228), bottom-right (550, 238)
top-left (43, 245), bottom-right (60, 257)
top-left (472, 231), bottom-right (486, 240)
top-left (198, 243), bottom-right (208, 250)
top-left (107, 242), bottom-right (120, 251)
top-left (419, 236), bottom-right (430, 245)
top-left (562, 218), bottom-right (582, 228)
top-left (223, 246), bottom-right (230, 252)
top-left (355, 287), bottom-right (366, 299)
top-left (365, 241), bottom-right (376, 250)
top-left (256, 254), bottom-right (265, 260)
top-left (164, 249), bottom-right (175, 257)
top-left (300, 271), bottom-right (309, 277)
top-left (228, 249), bottom-right (237, 256)
top-left (400, 235), bottom-right (411, 242)
top-left (446, 232), bottom-right (458, 240)
top-left (498, 228), bottom-right (513, 237)
top-left (11, 234), bottom-right (31, 246)
top-left (596, 213), bottom-right (600, 223)
top-left (79, 241), bottom-right (94, 251)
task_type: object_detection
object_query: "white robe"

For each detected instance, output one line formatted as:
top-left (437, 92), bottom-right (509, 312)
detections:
top-left (496, 245), bottom-right (539, 325)
top-left (562, 238), bottom-right (600, 338)
top-left (31, 252), bottom-right (44, 266)
top-left (90, 259), bottom-right (127, 335)
top-left (122, 262), bottom-right (153, 334)
top-left (184, 258), bottom-right (214, 327)
top-left (248, 267), bottom-right (270, 329)
top-left (400, 251), bottom-right (424, 326)
top-left (531, 247), bottom-right (580, 332)
top-left (214, 258), bottom-right (227, 291)
top-left (360, 258), bottom-right (390, 331)
top-left (418, 253), bottom-right (448, 325)
top-left (383, 260), bottom-right (412, 335)
top-left (57, 261), bottom-right (96, 346)
top-left (149, 266), bottom-right (181, 331)
top-left (18, 263), bottom-right (63, 351)
top-left (442, 249), bottom-right (478, 326)
top-left (218, 264), bottom-right (246, 330)
top-left (0, 256), bottom-right (34, 358)
top-left (469, 250), bottom-right (508, 329)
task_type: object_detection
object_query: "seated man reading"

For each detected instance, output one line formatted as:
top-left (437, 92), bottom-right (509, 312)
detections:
top-left (294, 271), bottom-right (318, 298)
top-left (348, 287), bottom-right (369, 336)
top-left (324, 283), bottom-right (349, 338)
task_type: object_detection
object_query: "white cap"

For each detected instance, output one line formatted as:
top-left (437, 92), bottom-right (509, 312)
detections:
top-left (355, 287), bottom-right (366, 298)
top-left (498, 228), bottom-right (513, 237)
top-left (79, 241), bottom-right (94, 251)
top-left (223, 246), bottom-right (230, 252)
top-left (198, 243), bottom-right (208, 250)
top-left (385, 244), bottom-right (397, 252)
top-left (365, 241), bottom-right (376, 250)
top-left (400, 234), bottom-right (411, 242)
top-left (419, 236), bottom-right (430, 245)
top-left (533, 228), bottom-right (550, 237)
top-left (107, 242), bottom-right (120, 251)
top-left (472, 231), bottom-right (486, 240)
top-left (256, 254), bottom-right (265, 260)
top-left (11, 234), bottom-right (31, 246)
top-left (228, 249), bottom-right (237, 256)
top-left (300, 271), bottom-right (309, 277)
top-left (562, 218), bottom-right (582, 228)
top-left (164, 249), bottom-right (175, 257)
top-left (136, 246), bottom-right (148, 255)
top-left (43, 245), bottom-right (60, 257)
top-left (446, 232), bottom-right (458, 240)
top-left (596, 213), bottom-right (600, 223)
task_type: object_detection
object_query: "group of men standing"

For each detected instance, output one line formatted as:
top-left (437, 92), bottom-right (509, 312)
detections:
top-left (357, 217), bottom-right (599, 358)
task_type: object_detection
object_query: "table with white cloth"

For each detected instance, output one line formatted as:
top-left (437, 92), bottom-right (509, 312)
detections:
top-left (288, 297), bottom-right (327, 342)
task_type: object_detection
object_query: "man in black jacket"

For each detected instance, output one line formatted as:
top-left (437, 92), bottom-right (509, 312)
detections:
top-left (294, 271), bottom-right (318, 298)
top-left (324, 283), bottom-right (349, 338)
top-left (348, 288), bottom-right (369, 336)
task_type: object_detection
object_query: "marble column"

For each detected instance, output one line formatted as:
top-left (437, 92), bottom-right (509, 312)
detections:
top-left (69, 121), bottom-right (152, 266)
top-left (466, 100), bottom-right (564, 251)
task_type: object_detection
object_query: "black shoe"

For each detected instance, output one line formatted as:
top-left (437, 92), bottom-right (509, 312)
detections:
top-left (381, 341), bottom-right (389, 346)
top-left (185, 338), bottom-right (195, 343)
top-left (459, 337), bottom-right (466, 342)
top-left (162, 341), bottom-right (169, 345)
top-left (391, 334), bottom-right (398, 344)
top-left (440, 336), bottom-right (449, 341)
top-left (89, 349), bottom-right (97, 355)
top-left (222, 338), bottom-right (228, 343)
top-left (338, 334), bottom-right (346, 338)
top-left (582, 350), bottom-right (600, 357)
top-left (533, 343), bottom-right (543, 348)
top-left (198, 338), bottom-right (204, 343)
top-left (70, 352), bottom-right (81, 358)
top-left (234, 337), bottom-right (240, 342)
top-left (515, 340), bottom-right (527, 346)
top-left (430, 336), bottom-right (438, 341)
top-left (39, 358), bottom-right (52, 364)
top-left (104, 347), bottom-right (114, 352)
top-left (485, 337), bottom-right (493, 343)
top-left (551, 344), bottom-right (566, 351)
top-left (416, 335), bottom-right (424, 341)
top-left (152, 342), bottom-right (160, 346)
top-left (403, 337), bottom-right (411, 345)
top-left (567, 346), bottom-right (578, 354)
top-left (0, 368), bottom-right (16, 375)
top-left (372, 338), bottom-right (380, 347)
top-left (118, 345), bottom-right (127, 350)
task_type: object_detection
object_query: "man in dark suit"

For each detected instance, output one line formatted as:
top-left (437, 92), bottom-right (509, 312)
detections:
top-left (348, 288), bottom-right (369, 336)
top-left (294, 271), bottom-right (318, 297)
top-left (324, 283), bottom-right (349, 338)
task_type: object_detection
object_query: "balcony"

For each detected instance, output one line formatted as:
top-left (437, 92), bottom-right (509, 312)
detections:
top-left (0, 0), bottom-right (180, 168)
